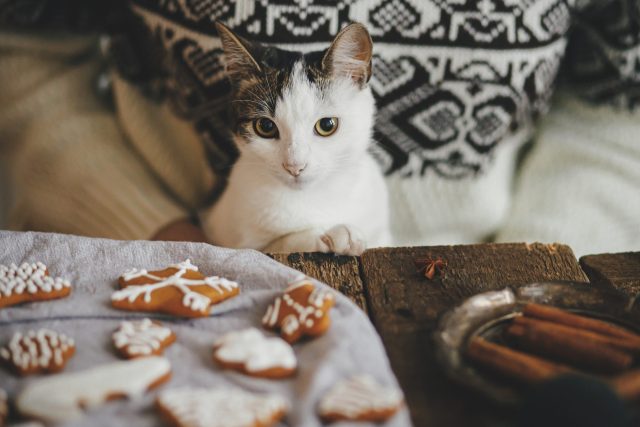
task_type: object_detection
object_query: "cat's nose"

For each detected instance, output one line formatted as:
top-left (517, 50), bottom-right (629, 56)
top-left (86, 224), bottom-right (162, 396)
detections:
top-left (283, 162), bottom-right (307, 177)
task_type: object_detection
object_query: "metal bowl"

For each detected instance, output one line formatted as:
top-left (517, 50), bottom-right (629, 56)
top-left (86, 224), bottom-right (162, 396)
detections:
top-left (433, 281), bottom-right (640, 405)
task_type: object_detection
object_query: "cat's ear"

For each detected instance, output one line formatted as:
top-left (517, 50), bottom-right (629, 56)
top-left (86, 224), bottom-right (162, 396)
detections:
top-left (322, 23), bottom-right (373, 87)
top-left (215, 22), bottom-right (262, 83)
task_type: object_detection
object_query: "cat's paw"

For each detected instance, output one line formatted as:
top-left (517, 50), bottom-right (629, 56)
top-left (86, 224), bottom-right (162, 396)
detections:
top-left (318, 225), bottom-right (366, 256)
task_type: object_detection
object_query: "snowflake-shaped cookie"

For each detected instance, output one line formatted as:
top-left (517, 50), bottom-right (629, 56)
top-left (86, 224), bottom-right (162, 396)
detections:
top-left (213, 328), bottom-right (296, 378)
top-left (0, 329), bottom-right (75, 376)
top-left (111, 260), bottom-right (240, 317)
top-left (262, 276), bottom-right (335, 343)
top-left (0, 262), bottom-right (71, 309)
top-left (318, 375), bottom-right (404, 422)
top-left (157, 387), bottom-right (288, 427)
top-left (113, 319), bottom-right (176, 359)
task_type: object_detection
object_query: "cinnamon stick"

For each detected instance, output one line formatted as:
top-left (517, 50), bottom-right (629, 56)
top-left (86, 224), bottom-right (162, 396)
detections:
top-left (466, 337), bottom-right (572, 384)
top-left (523, 303), bottom-right (640, 343)
top-left (610, 369), bottom-right (640, 401)
top-left (507, 317), bottom-right (634, 373)
top-left (513, 316), bottom-right (640, 355)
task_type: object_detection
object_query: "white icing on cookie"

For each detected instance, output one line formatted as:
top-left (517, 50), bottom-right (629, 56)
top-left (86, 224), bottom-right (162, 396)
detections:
top-left (16, 356), bottom-right (171, 423)
top-left (0, 329), bottom-right (74, 371)
top-left (262, 277), bottom-right (334, 338)
top-left (111, 259), bottom-right (238, 312)
top-left (318, 375), bottom-right (404, 419)
top-left (0, 262), bottom-right (71, 297)
top-left (157, 387), bottom-right (288, 427)
top-left (213, 328), bottom-right (296, 373)
top-left (113, 319), bottom-right (174, 357)
top-left (0, 388), bottom-right (7, 424)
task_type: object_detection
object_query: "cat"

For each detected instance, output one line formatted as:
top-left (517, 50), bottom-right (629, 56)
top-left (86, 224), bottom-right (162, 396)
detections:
top-left (201, 22), bottom-right (390, 255)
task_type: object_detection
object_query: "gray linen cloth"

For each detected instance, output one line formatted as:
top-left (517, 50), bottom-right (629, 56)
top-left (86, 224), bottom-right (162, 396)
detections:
top-left (0, 231), bottom-right (412, 427)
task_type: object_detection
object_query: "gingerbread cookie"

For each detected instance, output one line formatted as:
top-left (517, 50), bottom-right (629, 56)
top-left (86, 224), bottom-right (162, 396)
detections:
top-left (213, 328), bottom-right (296, 378)
top-left (16, 356), bottom-right (171, 423)
top-left (0, 262), bottom-right (71, 309)
top-left (0, 388), bottom-right (7, 426)
top-left (262, 276), bottom-right (335, 343)
top-left (113, 319), bottom-right (176, 359)
top-left (157, 387), bottom-right (288, 427)
top-left (318, 375), bottom-right (404, 422)
top-left (0, 329), bottom-right (75, 376)
top-left (111, 260), bottom-right (239, 317)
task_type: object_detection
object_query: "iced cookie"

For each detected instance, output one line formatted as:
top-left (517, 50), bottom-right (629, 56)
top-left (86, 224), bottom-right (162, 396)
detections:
top-left (111, 260), bottom-right (239, 317)
top-left (113, 319), bottom-right (176, 359)
top-left (0, 388), bottom-right (7, 426)
top-left (0, 262), bottom-right (71, 309)
top-left (213, 328), bottom-right (296, 378)
top-left (157, 387), bottom-right (288, 427)
top-left (318, 375), bottom-right (404, 422)
top-left (0, 329), bottom-right (75, 376)
top-left (16, 356), bottom-right (171, 423)
top-left (262, 276), bottom-right (334, 343)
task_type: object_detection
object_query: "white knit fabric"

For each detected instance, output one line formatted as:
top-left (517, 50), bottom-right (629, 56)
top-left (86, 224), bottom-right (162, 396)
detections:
top-left (387, 129), bottom-right (526, 246)
top-left (496, 93), bottom-right (640, 256)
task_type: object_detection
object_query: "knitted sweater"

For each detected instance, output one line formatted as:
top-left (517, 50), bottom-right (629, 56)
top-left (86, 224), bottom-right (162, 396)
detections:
top-left (0, 0), bottom-right (638, 256)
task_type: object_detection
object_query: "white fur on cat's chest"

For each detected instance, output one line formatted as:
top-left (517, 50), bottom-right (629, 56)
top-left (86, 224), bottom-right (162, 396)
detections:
top-left (203, 156), bottom-right (388, 250)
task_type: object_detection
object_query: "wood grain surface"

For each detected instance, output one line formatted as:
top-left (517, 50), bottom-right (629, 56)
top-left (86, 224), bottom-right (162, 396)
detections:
top-left (359, 242), bottom-right (589, 426)
top-left (269, 243), bottom-right (640, 427)
top-left (580, 252), bottom-right (640, 296)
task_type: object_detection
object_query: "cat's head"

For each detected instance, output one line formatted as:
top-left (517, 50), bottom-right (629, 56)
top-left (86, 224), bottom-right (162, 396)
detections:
top-left (216, 22), bottom-right (375, 188)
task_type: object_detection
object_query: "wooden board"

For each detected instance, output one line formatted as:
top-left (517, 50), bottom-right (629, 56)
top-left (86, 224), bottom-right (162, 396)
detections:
top-left (359, 242), bottom-right (589, 426)
top-left (580, 252), bottom-right (640, 296)
top-left (268, 252), bottom-right (367, 312)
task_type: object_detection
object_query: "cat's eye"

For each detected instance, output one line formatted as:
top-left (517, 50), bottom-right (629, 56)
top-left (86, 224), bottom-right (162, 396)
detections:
top-left (253, 118), bottom-right (279, 139)
top-left (314, 117), bottom-right (339, 137)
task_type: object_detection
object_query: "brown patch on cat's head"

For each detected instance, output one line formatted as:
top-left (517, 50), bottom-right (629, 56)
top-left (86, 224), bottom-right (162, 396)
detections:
top-left (215, 21), bottom-right (373, 140)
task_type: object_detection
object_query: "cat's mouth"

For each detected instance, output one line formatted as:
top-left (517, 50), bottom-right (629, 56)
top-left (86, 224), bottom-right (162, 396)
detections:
top-left (279, 172), bottom-right (313, 189)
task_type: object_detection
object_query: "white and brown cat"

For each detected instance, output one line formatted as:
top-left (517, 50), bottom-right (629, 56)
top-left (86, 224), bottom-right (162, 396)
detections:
top-left (202, 22), bottom-right (390, 255)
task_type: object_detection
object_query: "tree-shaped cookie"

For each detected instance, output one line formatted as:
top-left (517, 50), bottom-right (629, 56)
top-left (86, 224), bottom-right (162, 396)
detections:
top-left (0, 329), bottom-right (75, 376)
top-left (262, 276), bottom-right (335, 343)
top-left (111, 260), bottom-right (239, 317)
top-left (0, 262), bottom-right (71, 309)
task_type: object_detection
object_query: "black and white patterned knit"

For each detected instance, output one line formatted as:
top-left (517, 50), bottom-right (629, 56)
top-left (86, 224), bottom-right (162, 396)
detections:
top-left (1, 0), bottom-right (637, 179)
top-left (112, 0), bottom-right (573, 179)
top-left (563, 0), bottom-right (640, 109)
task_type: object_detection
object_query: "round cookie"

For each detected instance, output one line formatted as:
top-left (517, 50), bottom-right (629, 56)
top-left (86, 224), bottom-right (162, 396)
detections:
top-left (0, 329), bottom-right (75, 376)
top-left (262, 276), bottom-right (335, 343)
top-left (213, 328), bottom-right (296, 378)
